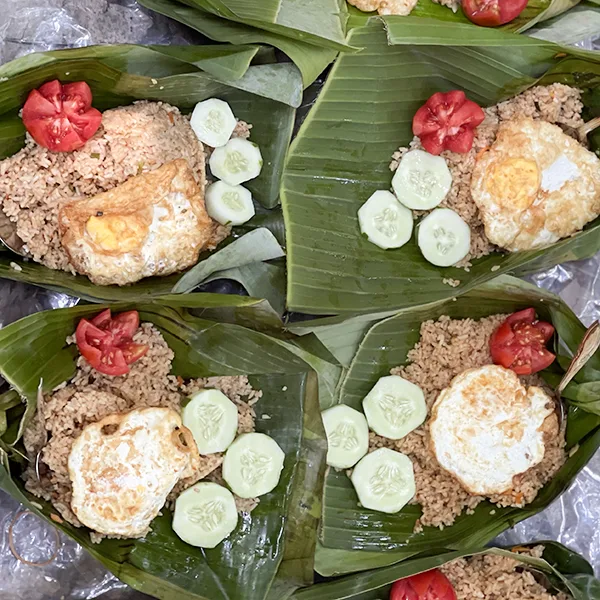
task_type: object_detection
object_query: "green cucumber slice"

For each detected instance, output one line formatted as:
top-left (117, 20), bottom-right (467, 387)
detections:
top-left (205, 181), bottom-right (255, 226)
top-left (392, 149), bottom-right (452, 210)
top-left (321, 404), bottom-right (369, 469)
top-left (173, 481), bottom-right (238, 548)
top-left (190, 98), bottom-right (237, 148)
top-left (362, 375), bottom-right (426, 440)
top-left (358, 190), bottom-right (413, 250)
top-left (182, 389), bottom-right (238, 455)
top-left (209, 138), bottom-right (263, 186)
top-left (350, 448), bottom-right (416, 514)
top-left (417, 208), bottom-right (471, 267)
top-left (222, 433), bottom-right (285, 499)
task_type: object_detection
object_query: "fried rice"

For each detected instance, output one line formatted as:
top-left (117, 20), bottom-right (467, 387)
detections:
top-left (23, 322), bottom-right (262, 536)
top-left (389, 83), bottom-right (585, 266)
top-left (369, 314), bottom-right (566, 530)
top-left (0, 101), bottom-right (250, 273)
top-left (441, 546), bottom-right (570, 600)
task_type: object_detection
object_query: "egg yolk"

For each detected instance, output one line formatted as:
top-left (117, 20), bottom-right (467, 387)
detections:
top-left (486, 157), bottom-right (540, 210)
top-left (85, 214), bottom-right (148, 254)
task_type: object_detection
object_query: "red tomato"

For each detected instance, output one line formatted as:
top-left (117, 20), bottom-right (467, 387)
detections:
top-left (75, 309), bottom-right (148, 376)
top-left (412, 91), bottom-right (485, 155)
top-left (490, 308), bottom-right (556, 375)
top-left (22, 80), bottom-right (102, 152)
top-left (390, 569), bottom-right (457, 600)
top-left (462, 0), bottom-right (528, 27)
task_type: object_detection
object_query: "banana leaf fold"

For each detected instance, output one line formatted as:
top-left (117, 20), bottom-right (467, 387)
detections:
top-left (0, 45), bottom-right (299, 304)
top-left (281, 18), bottom-right (600, 315)
top-left (293, 541), bottom-right (600, 600)
top-left (137, 0), bottom-right (352, 87)
top-left (291, 276), bottom-right (600, 576)
top-left (0, 294), bottom-right (336, 600)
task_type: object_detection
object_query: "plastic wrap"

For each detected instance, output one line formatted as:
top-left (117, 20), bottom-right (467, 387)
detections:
top-left (0, 2), bottom-right (599, 598)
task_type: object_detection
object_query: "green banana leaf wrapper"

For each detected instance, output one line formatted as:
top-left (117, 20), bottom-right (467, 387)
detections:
top-left (291, 275), bottom-right (600, 576)
top-left (345, 0), bottom-right (580, 34)
top-left (0, 294), bottom-right (335, 600)
top-left (292, 541), bottom-right (600, 600)
top-left (0, 45), bottom-right (300, 303)
top-left (282, 18), bottom-right (600, 315)
top-left (137, 0), bottom-right (353, 87)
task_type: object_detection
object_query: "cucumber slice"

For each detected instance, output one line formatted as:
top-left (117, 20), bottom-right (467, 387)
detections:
top-left (205, 181), bottom-right (255, 226)
top-left (209, 138), bottom-right (263, 186)
top-left (321, 405), bottom-right (369, 469)
top-left (173, 482), bottom-right (238, 548)
top-left (182, 389), bottom-right (238, 455)
top-left (362, 375), bottom-right (426, 440)
top-left (350, 448), bottom-right (416, 514)
top-left (358, 191), bottom-right (413, 250)
top-left (392, 149), bottom-right (452, 210)
top-left (222, 433), bottom-right (285, 498)
top-left (190, 98), bottom-right (237, 148)
top-left (418, 208), bottom-right (471, 267)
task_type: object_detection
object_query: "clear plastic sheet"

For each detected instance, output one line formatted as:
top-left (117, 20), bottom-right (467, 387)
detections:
top-left (0, 2), bottom-right (599, 598)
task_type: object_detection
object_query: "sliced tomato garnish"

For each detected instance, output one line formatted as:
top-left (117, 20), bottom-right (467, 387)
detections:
top-left (90, 308), bottom-right (112, 329)
top-left (412, 91), bottom-right (485, 156)
top-left (120, 342), bottom-right (149, 364)
top-left (462, 0), bottom-right (528, 26)
top-left (75, 310), bottom-right (147, 376)
top-left (390, 569), bottom-right (457, 600)
top-left (490, 308), bottom-right (556, 376)
top-left (22, 80), bottom-right (102, 152)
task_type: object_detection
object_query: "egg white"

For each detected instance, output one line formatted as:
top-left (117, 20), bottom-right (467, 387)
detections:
top-left (429, 365), bottom-right (556, 496)
top-left (470, 118), bottom-right (600, 252)
top-left (68, 407), bottom-right (200, 537)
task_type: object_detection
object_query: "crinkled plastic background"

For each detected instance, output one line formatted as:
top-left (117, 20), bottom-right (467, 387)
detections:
top-left (0, 2), bottom-right (599, 598)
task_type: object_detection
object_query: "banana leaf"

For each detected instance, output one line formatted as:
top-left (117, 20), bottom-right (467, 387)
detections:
top-left (310, 276), bottom-right (600, 575)
top-left (138, 0), bottom-right (340, 87)
top-left (0, 294), bottom-right (332, 600)
top-left (347, 0), bottom-right (579, 33)
top-left (174, 0), bottom-right (353, 51)
top-left (281, 18), bottom-right (600, 315)
top-left (0, 45), bottom-right (298, 302)
top-left (293, 542), bottom-right (599, 599)
top-left (0, 44), bottom-right (262, 81)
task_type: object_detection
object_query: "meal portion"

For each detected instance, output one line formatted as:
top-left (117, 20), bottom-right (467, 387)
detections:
top-left (23, 309), bottom-right (284, 547)
top-left (389, 546), bottom-right (571, 600)
top-left (0, 81), bottom-right (263, 286)
top-left (347, 0), bottom-right (529, 27)
top-left (322, 308), bottom-right (565, 529)
top-left (358, 83), bottom-right (600, 271)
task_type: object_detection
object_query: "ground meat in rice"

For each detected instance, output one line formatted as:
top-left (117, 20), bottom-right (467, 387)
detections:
top-left (0, 101), bottom-right (250, 273)
top-left (389, 84), bottom-right (585, 267)
top-left (441, 546), bottom-right (571, 599)
top-left (369, 315), bottom-right (566, 530)
top-left (23, 322), bottom-right (262, 535)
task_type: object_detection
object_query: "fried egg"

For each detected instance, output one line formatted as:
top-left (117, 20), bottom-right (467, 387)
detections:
top-left (68, 407), bottom-right (201, 537)
top-left (59, 159), bottom-right (217, 286)
top-left (429, 365), bottom-right (557, 496)
top-left (471, 118), bottom-right (600, 251)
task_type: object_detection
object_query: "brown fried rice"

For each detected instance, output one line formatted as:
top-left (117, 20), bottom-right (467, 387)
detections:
top-left (0, 101), bottom-right (251, 274)
top-left (441, 546), bottom-right (570, 600)
top-left (389, 83), bottom-right (585, 267)
top-left (368, 314), bottom-right (566, 530)
top-left (23, 322), bottom-right (262, 538)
